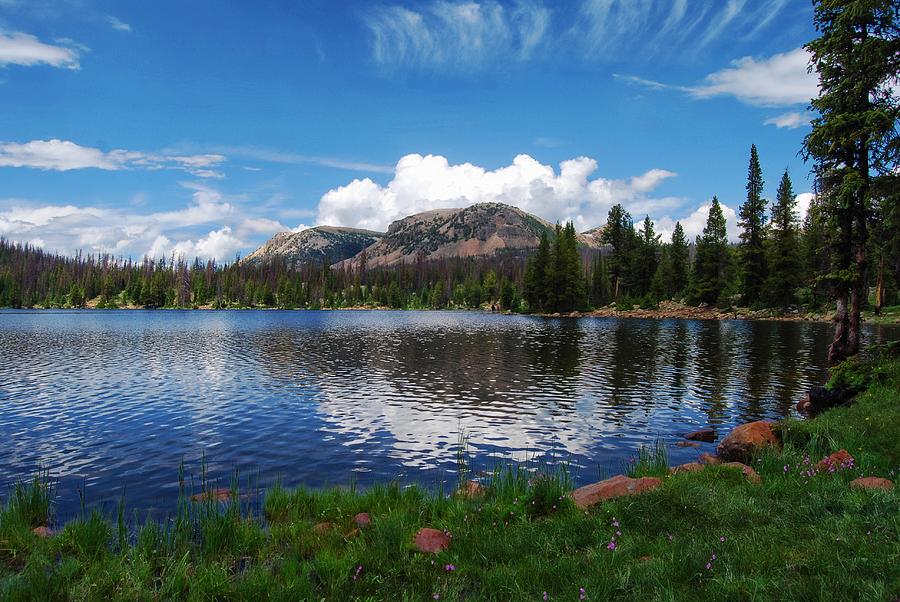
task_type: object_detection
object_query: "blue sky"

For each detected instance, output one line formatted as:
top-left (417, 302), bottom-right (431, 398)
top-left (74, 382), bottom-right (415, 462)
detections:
top-left (1, 0), bottom-right (820, 260)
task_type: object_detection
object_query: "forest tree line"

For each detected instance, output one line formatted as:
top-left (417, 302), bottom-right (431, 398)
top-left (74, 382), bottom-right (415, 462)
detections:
top-left (0, 142), bottom-right (896, 315)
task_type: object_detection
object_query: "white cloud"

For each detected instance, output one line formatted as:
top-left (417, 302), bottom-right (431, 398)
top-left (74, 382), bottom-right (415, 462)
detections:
top-left (0, 30), bottom-right (82, 69)
top-left (364, 0), bottom-right (550, 69)
top-left (0, 182), bottom-right (283, 261)
top-left (0, 139), bottom-right (226, 178)
top-left (617, 47), bottom-right (818, 107)
top-left (315, 153), bottom-right (677, 233)
top-left (169, 227), bottom-right (244, 261)
top-left (655, 200), bottom-right (740, 243)
top-left (795, 192), bottom-right (813, 221)
top-left (764, 111), bottom-right (813, 129)
top-left (106, 16), bottom-right (132, 33)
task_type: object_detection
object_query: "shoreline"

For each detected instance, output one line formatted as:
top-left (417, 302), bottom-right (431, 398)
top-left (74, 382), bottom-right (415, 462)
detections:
top-left (4, 302), bottom-right (898, 325)
top-left (2, 352), bottom-right (897, 599)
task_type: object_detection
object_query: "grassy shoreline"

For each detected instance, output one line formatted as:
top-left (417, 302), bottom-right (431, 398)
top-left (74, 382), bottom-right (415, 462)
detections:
top-left (2, 358), bottom-right (899, 600)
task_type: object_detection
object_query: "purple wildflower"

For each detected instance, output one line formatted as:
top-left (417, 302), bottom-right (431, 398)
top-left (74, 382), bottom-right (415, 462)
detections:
top-left (543, 592), bottom-right (548, 601)
top-left (607, 540), bottom-right (617, 551)
top-left (445, 564), bottom-right (455, 572)
top-left (579, 587), bottom-right (586, 600)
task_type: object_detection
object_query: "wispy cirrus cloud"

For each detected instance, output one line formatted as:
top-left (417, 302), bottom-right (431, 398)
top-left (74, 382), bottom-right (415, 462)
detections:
top-left (0, 30), bottom-right (83, 69)
top-left (615, 47), bottom-right (817, 107)
top-left (0, 139), bottom-right (226, 178)
top-left (106, 16), bottom-right (132, 33)
top-left (364, 0), bottom-right (550, 70)
top-left (212, 145), bottom-right (394, 174)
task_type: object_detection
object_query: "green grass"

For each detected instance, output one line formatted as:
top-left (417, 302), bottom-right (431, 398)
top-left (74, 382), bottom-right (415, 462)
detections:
top-left (2, 361), bottom-right (899, 600)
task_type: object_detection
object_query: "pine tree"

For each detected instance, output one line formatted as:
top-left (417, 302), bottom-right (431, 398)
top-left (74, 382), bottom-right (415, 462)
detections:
top-left (631, 215), bottom-right (660, 296)
top-left (766, 170), bottom-right (801, 308)
top-left (737, 144), bottom-right (768, 306)
top-left (692, 197), bottom-right (731, 305)
top-left (669, 221), bottom-right (689, 297)
top-left (803, 0), bottom-right (899, 363)
top-left (601, 204), bottom-right (634, 299)
top-left (590, 254), bottom-right (611, 308)
top-left (524, 231), bottom-right (551, 311)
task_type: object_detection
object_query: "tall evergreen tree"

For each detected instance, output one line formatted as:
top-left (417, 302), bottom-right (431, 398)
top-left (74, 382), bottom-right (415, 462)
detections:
top-left (803, 0), bottom-right (899, 363)
top-left (590, 253), bottom-right (611, 307)
top-left (669, 221), bottom-right (689, 297)
top-left (766, 170), bottom-right (801, 307)
top-left (601, 204), bottom-right (634, 299)
top-left (524, 231), bottom-right (551, 311)
top-left (631, 216), bottom-right (660, 296)
top-left (692, 197), bottom-right (731, 305)
top-left (737, 144), bottom-right (768, 305)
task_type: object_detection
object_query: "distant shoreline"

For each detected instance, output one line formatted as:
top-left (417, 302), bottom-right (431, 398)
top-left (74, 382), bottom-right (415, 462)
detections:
top-left (4, 302), bottom-right (896, 325)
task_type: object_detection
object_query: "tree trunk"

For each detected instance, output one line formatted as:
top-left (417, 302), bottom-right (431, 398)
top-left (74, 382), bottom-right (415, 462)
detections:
top-left (874, 256), bottom-right (885, 316)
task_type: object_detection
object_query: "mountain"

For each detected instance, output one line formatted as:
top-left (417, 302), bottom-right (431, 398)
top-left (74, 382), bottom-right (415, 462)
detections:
top-left (243, 226), bottom-right (383, 267)
top-left (335, 202), bottom-right (604, 270)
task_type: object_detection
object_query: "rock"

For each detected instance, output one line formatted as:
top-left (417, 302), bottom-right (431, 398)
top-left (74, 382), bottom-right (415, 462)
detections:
top-left (190, 488), bottom-right (234, 503)
top-left (413, 528), bottom-right (451, 554)
top-left (344, 528), bottom-right (360, 540)
top-left (698, 453), bottom-right (722, 465)
top-left (313, 522), bottom-right (333, 534)
top-left (721, 462), bottom-right (762, 484)
top-left (683, 428), bottom-right (717, 443)
top-left (675, 441), bottom-right (701, 448)
top-left (458, 480), bottom-right (487, 499)
top-left (639, 555), bottom-right (653, 562)
top-left (354, 512), bottom-right (372, 529)
top-left (797, 386), bottom-right (857, 414)
top-left (817, 449), bottom-right (854, 472)
top-left (669, 462), bottom-right (704, 475)
top-left (32, 526), bottom-right (52, 538)
top-left (570, 475), bottom-right (663, 509)
top-left (850, 477), bottom-right (894, 492)
top-left (716, 421), bottom-right (780, 462)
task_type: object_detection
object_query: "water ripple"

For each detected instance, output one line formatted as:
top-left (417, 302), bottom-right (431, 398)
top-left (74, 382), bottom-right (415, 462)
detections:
top-left (0, 309), bottom-right (896, 518)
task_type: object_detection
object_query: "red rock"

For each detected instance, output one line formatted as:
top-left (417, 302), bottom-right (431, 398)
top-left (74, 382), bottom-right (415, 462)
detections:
top-left (675, 441), bottom-right (701, 448)
top-left (313, 522), bottom-right (333, 534)
top-left (698, 453), bottom-right (722, 465)
top-left (850, 477), bottom-right (894, 492)
top-left (413, 528), bottom-right (451, 554)
top-left (716, 421), bottom-right (780, 462)
top-left (354, 512), bottom-right (372, 529)
top-left (683, 428), bottom-right (717, 443)
top-left (669, 462), bottom-right (704, 475)
top-left (32, 526), bottom-right (52, 538)
top-left (570, 475), bottom-right (663, 509)
top-left (190, 488), bottom-right (234, 503)
top-left (722, 461), bottom-right (762, 484)
top-left (817, 449), bottom-right (854, 472)
top-left (458, 480), bottom-right (487, 499)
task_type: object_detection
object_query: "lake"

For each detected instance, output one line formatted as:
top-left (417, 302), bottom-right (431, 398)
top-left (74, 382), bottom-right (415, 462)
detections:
top-left (1, 310), bottom-right (896, 519)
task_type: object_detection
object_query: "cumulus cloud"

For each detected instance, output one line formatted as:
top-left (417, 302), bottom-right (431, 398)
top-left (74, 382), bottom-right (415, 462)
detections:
top-left (764, 111), bottom-right (813, 129)
top-left (0, 183), bottom-right (284, 261)
top-left (0, 30), bottom-right (83, 69)
top-left (654, 200), bottom-right (740, 243)
top-left (316, 153), bottom-right (678, 233)
top-left (616, 47), bottom-right (818, 107)
top-left (364, 0), bottom-right (550, 69)
top-left (0, 139), bottom-right (226, 178)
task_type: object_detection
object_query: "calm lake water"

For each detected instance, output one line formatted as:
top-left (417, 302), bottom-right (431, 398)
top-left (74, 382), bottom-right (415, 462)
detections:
top-left (1, 310), bottom-right (896, 518)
